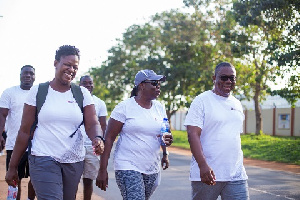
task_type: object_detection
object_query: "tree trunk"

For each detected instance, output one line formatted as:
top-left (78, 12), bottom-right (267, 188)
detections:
top-left (166, 110), bottom-right (177, 130)
top-left (254, 82), bottom-right (263, 135)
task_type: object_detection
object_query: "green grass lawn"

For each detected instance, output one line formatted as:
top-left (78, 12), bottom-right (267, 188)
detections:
top-left (171, 130), bottom-right (300, 165)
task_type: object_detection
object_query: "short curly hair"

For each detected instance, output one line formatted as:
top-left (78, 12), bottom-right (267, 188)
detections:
top-left (80, 75), bottom-right (93, 83)
top-left (214, 62), bottom-right (235, 76)
top-left (20, 65), bottom-right (35, 72)
top-left (55, 45), bottom-right (80, 61)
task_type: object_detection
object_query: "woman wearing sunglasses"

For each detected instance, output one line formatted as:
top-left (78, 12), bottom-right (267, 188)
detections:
top-left (97, 69), bottom-right (173, 200)
top-left (184, 62), bottom-right (249, 200)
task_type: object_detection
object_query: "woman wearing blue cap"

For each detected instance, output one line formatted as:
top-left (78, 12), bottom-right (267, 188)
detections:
top-left (97, 69), bottom-right (173, 200)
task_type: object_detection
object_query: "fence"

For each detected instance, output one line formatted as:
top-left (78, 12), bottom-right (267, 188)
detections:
top-left (170, 107), bottom-right (300, 137)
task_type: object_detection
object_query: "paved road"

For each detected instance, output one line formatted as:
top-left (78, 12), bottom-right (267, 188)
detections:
top-left (93, 152), bottom-right (300, 200)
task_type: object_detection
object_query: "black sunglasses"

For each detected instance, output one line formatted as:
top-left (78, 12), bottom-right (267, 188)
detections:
top-left (143, 80), bottom-right (160, 86)
top-left (219, 75), bottom-right (236, 82)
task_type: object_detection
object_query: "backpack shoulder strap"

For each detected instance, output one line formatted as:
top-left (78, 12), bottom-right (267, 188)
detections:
top-left (68, 83), bottom-right (84, 138)
top-left (70, 83), bottom-right (83, 113)
top-left (36, 81), bottom-right (50, 115)
top-left (29, 81), bottom-right (49, 154)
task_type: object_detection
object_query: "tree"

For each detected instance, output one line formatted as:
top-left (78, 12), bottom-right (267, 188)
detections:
top-left (260, 0), bottom-right (300, 106)
top-left (89, 9), bottom-right (232, 119)
top-left (183, 0), bottom-right (299, 135)
top-left (269, 75), bottom-right (300, 107)
top-left (229, 0), bottom-right (299, 134)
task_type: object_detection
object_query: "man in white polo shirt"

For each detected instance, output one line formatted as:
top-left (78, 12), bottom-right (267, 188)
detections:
top-left (0, 65), bottom-right (36, 200)
top-left (184, 62), bottom-right (249, 200)
top-left (79, 75), bottom-right (107, 200)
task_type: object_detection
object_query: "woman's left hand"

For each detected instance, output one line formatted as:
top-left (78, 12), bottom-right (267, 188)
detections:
top-left (96, 169), bottom-right (109, 191)
top-left (92, 137), bottom-right (105, 155)
top-left (163, 134), bottom-right (173, 147)
top-left (161, 155), bottom-right (169, 170)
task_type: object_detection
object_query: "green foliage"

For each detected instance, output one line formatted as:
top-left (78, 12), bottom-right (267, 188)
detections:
top-left (89, 0), bottom-right (298, 127)
top-left (172, 130), bottom-right (190, 149)
top-left (225, 0), bottom-right (299, 134)
top-left (231, 0), bottom-right (299, 90)
top-left (269, 87), bottom-right (300, 107)
top-left (172, 131), bottom-right (300, 165)
top-left (89, 9), bottom-right (234, 117)
top-left (269, 74), bottom-right (300, 107)
top-left (241, 134), bottom-right (300, 165)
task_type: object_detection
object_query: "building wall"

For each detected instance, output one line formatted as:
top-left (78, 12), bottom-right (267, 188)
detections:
top-left (295, 107), bottom-right (300, 136)
top-left (171, 107), bottom-right (300, 137)
top-left (170, 110), bottom-right (186, 131)
top-left (244, 109), bottom-right (255, 134)
top-left (262, 109), bottom-right (273, 134)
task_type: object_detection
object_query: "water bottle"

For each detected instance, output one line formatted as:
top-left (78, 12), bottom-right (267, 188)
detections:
top-left (160, 118), bottom-right (170, 146)
top-left (7, 186), bottom-right (18, 200)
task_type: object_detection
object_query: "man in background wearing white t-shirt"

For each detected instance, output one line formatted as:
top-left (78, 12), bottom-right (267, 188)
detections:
top-left (0, 65), bottom-right (36, 200)
top-left (79, 75), bottom-right (107, 200)
top-left (184, 62), bottom-right (249, 200)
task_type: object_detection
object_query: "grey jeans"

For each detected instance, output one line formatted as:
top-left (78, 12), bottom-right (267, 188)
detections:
top-left (29, 155), bottom-right (84, 200)
top-left (191, 180), bottom-right (250, 200)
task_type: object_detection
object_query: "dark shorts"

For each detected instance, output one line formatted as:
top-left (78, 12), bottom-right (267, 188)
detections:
top-left (6, 150), bottom-right (30, 180)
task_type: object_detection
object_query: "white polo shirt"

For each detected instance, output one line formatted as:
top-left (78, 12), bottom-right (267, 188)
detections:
top-left (184, 90), bottom-right (248, 181)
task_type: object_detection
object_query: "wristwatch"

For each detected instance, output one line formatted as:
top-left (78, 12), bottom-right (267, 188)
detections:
top-left (95, 135), bottom-right (105, 143)
top-left (163, 151), bottom-right (169, 156)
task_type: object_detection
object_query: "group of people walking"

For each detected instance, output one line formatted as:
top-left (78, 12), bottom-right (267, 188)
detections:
top-left (0, 44), bottom-right (249, 200)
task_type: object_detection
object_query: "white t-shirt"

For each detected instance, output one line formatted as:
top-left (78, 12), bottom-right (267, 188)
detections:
top-left (184, 90), bottom-right (248, 181)
top-left (81, 95), bottom-right (107, 146)
top-left (26, 85), bottom-right (94, 163)
top-left (110, 97), bottom-right (167, 174)
top-left (0, 86), bottom-right (31, 150)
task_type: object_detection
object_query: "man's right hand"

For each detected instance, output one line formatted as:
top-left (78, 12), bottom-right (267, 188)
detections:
top-left (5, 167), bottom-right (19, 187)
top-left (200, 164), bottom-right (216, 185)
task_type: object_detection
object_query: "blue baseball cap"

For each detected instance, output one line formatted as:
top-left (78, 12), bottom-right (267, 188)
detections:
top-left (134, 69), bottom-right (166, 86)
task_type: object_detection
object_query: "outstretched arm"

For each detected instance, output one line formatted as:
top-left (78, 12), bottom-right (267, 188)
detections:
top-left (161, 145), bottom-right (169, 170)
top-left (5, 104), bottom-right (35, 186)
top-left (0, 108), bottom-right (8, 152)
top-left (0, 131), bottom-right (5, 152)
top-left (98, 116), bottom-right (107, 136)
top-left (84, 104), bottom-right (104, 155)
top-left (96, 118), bottom-right (123, 191)
top-left (187, 125), bottom-right (216, 185)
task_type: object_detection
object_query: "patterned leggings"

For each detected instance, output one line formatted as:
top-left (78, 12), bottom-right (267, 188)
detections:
top-left (115, 170), bottom-right (159, 200)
